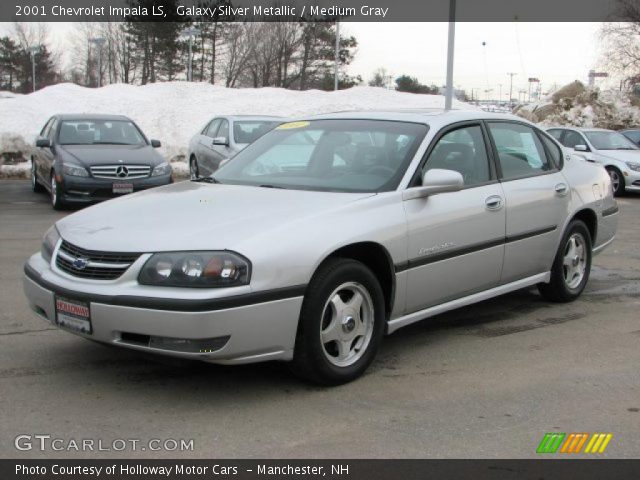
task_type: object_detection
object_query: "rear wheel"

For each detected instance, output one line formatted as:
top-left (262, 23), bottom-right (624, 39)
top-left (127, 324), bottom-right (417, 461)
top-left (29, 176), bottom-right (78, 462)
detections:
top-left (31, 160), bottom-right (45, 193)
top-left (190, 157), bottom-right (199, 180)
top-left (538, 220), bottom-right (591, 302)
top-left (50, 173), bottom-right (64, 210)
top-left (291, 258), bottom-right (385, 385)
top-left (606, 167), bottom-right (625, 196)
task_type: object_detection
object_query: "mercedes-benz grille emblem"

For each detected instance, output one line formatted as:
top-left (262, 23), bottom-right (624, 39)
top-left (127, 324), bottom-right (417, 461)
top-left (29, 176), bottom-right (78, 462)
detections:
top-left (72, 257), bottom-right (89, 270)
top-left (115, 166), bottom-right (129, 178)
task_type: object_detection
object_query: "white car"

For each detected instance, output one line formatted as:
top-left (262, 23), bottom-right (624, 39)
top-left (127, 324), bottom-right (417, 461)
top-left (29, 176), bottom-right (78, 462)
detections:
top-left (547, 127), bottom-right (640, 196)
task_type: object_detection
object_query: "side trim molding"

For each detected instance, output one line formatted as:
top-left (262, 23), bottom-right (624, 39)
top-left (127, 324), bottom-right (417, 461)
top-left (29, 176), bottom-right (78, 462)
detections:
top-left (386, 272), bottom-right (551, 334)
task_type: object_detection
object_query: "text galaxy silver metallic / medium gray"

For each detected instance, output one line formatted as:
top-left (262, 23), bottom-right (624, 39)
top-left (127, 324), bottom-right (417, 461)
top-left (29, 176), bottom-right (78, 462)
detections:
top-left (23, 110), bottom-right (618, 384)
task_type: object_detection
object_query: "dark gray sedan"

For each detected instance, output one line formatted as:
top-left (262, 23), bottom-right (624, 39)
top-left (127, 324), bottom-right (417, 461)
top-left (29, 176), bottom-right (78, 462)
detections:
top-left (31, 114), bottom-right (172, 210)
top-left (187, 115), bottom-right (281, 179)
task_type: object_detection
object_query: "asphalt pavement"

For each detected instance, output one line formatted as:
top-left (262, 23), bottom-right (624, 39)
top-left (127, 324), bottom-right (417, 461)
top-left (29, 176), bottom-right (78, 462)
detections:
top-left (1, 180), bottom-right (638, 459)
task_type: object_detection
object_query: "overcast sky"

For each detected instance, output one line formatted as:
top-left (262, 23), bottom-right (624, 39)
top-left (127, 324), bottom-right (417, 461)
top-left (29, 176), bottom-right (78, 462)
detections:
top-left (1, 22), bottom-right (609, 99)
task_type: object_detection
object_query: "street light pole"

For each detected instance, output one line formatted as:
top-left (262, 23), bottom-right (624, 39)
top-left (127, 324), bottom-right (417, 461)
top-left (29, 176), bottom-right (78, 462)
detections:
top-left (90, 37), bottom-right (106, 87)
top-left (507, 72), bottom-right (517, 105)
top-left (444, 0), bottom-right (456, 111)
top-left (334, 19), bottom-right (340, 91)
top-left (181, 27), bottom-right (201, 82)
top-left (29, 46), bottom-right (39, 93)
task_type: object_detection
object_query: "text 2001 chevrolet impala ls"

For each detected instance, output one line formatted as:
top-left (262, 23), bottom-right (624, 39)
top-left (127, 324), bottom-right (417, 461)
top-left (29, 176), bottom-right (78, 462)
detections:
top-left (23, 111), bottom-right (618, 384)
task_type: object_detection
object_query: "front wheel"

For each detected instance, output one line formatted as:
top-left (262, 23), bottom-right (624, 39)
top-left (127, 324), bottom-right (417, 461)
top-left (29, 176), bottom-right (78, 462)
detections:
top-left (50, 173), bottom-right (64, 210)
top-left (606, 167), bottom-right (625, 197)
top-left (291, 258), bottom-right (385, 385)
top-left (190, 157), bottom-right (199, 180)
top-left (538, 220), bottom-right (592, 303)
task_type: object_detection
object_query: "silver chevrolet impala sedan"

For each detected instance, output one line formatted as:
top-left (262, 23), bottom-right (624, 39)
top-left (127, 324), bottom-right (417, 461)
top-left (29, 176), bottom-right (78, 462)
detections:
top-left (23, 110), bottom-right (618, 384)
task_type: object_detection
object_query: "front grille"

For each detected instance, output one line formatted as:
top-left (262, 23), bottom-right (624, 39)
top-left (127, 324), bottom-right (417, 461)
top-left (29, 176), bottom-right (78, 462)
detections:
top-left (90, 164), bottom-right (151, 180)
top-left (55, 240), bottom-right (141, 280)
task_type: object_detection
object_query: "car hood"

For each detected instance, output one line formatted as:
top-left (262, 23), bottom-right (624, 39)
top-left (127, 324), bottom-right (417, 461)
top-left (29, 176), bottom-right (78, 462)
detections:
top-left (59, 144), bottom-right (164, 167)
top-left (597, 150), bottom-right (640, 163)
top-left (56, 181), bottom-right (375, 252)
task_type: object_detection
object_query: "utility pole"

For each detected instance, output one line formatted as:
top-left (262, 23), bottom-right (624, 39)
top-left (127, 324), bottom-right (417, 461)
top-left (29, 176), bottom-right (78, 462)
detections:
top-left (29, 46), bottom-right (39, 93)
top-left (507, 72), bottom-right (517, 105)
top-left (444, 0), bottom-right (456, 111)
top-left (334, 20), bottom-right (340, 91)
top-left (181, 27), bottom-right (201, 82)
top-left (90, 37), bottom-right (106, 87)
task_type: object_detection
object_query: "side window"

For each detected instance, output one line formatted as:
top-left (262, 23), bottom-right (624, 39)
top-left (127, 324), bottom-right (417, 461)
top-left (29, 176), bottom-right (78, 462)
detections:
top-left (488, 122), bottom-right (551, 180)
top-left (562, 130), bottom-right (587, 149)
top-left (48, 120), bottom-right (58, 141)
top-left (424, 125), bottom-right (491, 187)
top-left (204, 119), bottom-right (221, 138)
top-left (538, 132), bottom-right (562, 168)
top-left (547, 129), bottom-right (563, 141)
top-left (217, 119), bottom-right (229, 141)
top-left (40, 117), bottom-right (54, 138)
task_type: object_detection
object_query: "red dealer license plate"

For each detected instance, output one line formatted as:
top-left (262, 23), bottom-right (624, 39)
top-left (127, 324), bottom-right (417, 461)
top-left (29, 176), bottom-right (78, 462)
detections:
top-left (55, 297), bottom-right (92, 335)
top-left (113, 183), bottom-right (134, 194)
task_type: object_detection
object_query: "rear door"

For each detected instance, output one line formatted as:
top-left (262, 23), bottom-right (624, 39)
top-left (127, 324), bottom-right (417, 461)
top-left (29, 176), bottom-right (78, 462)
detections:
top-left (403, 122), bottom-right (506, 313)
top-left (486, 121), bottom-right (570, 283)
top-left (197, 118), bottom-right (222, 176)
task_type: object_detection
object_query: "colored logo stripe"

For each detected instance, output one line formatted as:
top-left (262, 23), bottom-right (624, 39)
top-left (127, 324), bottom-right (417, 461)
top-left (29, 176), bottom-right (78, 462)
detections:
top-left (584, 433), bottom-right (613, 454)
top-left (537, 433), bottom-right (565, 453)
top-left (560, 433), bottom-right (589, 453)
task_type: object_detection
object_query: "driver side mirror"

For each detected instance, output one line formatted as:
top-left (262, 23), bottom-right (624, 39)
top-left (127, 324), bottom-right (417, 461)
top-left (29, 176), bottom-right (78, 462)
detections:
top-left (403, 169), bottom-right (464, 201)
top-left (150, 139), bottom-right (161, 148)
top-left (36, 138), bottom-right (51, 148)
top-left (213, 136), bottom-right (229, 146)
top-left (574, 144), bottom-right (589, 152)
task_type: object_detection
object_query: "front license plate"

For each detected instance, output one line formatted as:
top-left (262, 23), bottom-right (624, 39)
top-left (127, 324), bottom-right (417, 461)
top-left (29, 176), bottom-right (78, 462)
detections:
top-left (55, 297), bottom-right (92, 335)
top-left (113, 183), bottom-right (134, 194)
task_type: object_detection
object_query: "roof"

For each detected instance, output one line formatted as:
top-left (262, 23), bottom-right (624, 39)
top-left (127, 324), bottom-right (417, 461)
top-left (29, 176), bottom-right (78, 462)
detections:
top-left (55, 113), bottom-right (132, 121)
top-left (302, 109), bottom-right (525, 127)
top-left (225, 115), bottom-right (283, 121)
top-left (547, 126), bottom-right (615, 133)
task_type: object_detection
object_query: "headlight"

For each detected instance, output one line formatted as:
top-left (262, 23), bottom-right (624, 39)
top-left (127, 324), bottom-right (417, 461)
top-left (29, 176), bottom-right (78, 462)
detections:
top-left (151, 162), bottom-right (171, 177)
top-left (41, 226), bottom-right (60, 263)
top-left (625, 161), bottom-right (640, 172)
top-left (62, 163), bottom-right (89, 177)
top-left (138, 251), bottom-right (250, 287)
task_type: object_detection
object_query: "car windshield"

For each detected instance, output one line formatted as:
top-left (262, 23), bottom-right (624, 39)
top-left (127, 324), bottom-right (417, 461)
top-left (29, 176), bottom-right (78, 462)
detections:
top-left (584, 131), bottom-right (638, 151)
top-left (233, 121), bottom-right (279, 145)
top-left (58, 120), bottom-right (146, 146)
top-left (214, 119), bottom-right (428, 193)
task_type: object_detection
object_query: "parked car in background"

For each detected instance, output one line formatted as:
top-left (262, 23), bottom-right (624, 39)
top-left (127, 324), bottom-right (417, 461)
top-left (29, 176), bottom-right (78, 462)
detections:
top-left (547, 126), bottom-right (640, 196)
top-left (24, 111), bottom-right (617, 384)
top-left (187, 115), bottom-right (281, 179)
top-left (620, 128), bottom-right (640, 147)
top-left (31, 114), bottom-right (171, 210)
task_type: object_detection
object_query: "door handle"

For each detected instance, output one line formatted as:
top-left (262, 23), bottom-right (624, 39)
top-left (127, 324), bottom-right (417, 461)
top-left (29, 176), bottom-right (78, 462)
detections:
top-left (555, 183), bottom-right (569, 196)
top-left (485, 195), bottom-right (503, 211)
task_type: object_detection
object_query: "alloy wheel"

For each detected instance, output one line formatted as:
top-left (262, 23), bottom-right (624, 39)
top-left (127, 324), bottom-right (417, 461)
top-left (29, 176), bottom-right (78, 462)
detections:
top-left (563, 233), bottom-right (587, 289)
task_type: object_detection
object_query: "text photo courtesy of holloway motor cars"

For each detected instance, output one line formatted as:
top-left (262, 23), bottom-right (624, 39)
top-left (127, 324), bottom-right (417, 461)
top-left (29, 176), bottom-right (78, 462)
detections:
top-left (1, 0), bottom-right (640, 478)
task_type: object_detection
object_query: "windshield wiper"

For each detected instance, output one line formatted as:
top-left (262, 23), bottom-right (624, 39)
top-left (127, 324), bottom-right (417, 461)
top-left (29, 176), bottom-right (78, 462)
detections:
top-left (191, 176), bottom-right (222, 184)
top-left (92, 141), bottom-right (135, 145)
top-left (259, 184), bottom-right (285, 189)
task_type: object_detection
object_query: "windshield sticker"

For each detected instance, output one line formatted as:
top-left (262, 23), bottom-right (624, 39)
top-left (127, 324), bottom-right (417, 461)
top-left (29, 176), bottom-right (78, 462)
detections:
top-left (277, 121), bottom-right (310, 130)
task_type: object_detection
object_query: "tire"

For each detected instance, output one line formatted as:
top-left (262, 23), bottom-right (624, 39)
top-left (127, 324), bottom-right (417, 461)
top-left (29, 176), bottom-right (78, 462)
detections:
top-left (606, 167), bottom-right (625, 197)
top-left (31, 160), bottom-right (45, 193)
top-left (538, 220), bottom-right (592, 303)
top-left (50, 173), bottom-right (64, 210)
top-left (291, 258), bottom-right (385, 385)
top-left (190, 157), bottom-right (199, 180)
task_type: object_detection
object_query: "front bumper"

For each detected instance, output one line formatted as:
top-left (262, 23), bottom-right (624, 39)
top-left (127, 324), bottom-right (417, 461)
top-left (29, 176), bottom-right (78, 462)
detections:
top-left (23, 253), bottom-right (303, 364)
top-left (622, 169), bottom-right (640, 192)
top-left (60, 174), bottom-right (172, 204)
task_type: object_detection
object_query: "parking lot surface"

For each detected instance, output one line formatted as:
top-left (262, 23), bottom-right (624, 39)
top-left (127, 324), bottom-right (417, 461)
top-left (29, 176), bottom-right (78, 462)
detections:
top-left (1, 180), bottom-right (639, 458)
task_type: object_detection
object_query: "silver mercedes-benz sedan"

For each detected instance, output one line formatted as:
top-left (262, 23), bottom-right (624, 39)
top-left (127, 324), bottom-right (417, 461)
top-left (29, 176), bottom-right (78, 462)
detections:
top-left (23, 110), bottom-right (618, 384)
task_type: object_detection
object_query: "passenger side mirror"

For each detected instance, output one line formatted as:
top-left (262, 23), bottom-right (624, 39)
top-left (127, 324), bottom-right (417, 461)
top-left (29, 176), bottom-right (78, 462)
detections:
top-left (213, 136), bottom-right (229, 146)
top-left (150, 139), bottom-right (161, 148)
top-left (403, 168), bottom-right (464, 201)
top-left (36, 138), bottom-right (51, 148)
top-left (574, 144), bottom-right (589, 152)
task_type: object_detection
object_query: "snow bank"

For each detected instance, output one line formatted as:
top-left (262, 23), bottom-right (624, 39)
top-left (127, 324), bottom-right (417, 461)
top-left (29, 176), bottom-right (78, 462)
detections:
top-left (0, 82), bottom-right (472, 165)
top-left (0, 160), bottom-right (30, 179)
top-left (515, 81), bottom-right (640, 129)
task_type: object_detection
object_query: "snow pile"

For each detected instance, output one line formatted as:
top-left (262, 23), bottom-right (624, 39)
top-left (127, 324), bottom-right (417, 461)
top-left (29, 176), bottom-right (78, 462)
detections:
top-left (515, 81), bottom-right (640, 129)
top-left (0, 82), bottom-right (473, 166)
top-left (0, 160), bottom-right (30, 179)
